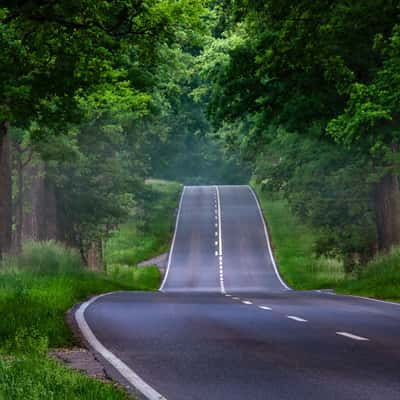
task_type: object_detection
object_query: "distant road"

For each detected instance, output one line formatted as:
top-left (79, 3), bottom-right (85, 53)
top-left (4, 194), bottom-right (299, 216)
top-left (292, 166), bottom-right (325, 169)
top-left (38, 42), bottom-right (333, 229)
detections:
top-left (78, 186), bottom-right (400, 400)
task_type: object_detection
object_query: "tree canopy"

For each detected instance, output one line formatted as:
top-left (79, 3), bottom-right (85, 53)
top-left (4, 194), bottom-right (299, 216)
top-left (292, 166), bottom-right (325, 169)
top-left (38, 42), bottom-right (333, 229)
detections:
top-left (1, 0), bottom-right (400, 270)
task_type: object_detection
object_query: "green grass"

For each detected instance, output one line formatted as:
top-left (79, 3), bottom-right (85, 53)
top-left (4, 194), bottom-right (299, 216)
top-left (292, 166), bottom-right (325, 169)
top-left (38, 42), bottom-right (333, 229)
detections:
top-left (0, 350), bottom-right (129, 400)
top-left (0, 240), bottom-right (162, 399)
top-left (0, 180), bottom-right (182, 399)
top-left (257, 192), bottom-right (345, 290)
top-left (105, 179), bottom-right (181, 267)
top-left (335, 248), bottom-right (400, 301)
top-left (256, 188), bottom-right (400, 301)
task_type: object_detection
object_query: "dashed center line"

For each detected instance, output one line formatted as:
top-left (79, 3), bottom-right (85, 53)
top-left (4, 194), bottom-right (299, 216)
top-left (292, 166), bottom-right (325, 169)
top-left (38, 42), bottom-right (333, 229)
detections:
top-left (212, 186), bottom-right (372, 345)
top-left (336, 332), bottom-right (369, 341)
top-left (287, 316), bottom-right (307, 322)
top-left (215, 186), bottom-right (225, 294)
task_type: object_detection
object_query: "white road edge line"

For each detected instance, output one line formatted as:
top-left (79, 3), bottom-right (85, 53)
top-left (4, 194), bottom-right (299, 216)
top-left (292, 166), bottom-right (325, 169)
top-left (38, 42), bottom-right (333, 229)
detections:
top-left (333, 293), bottom-right (399, 307)
top-left (75, 293), bottom-right (167, 400)
top-left (159, 186), bottom-right (185, 291)
top-left (247, 186), bottom-right (291, 290)
top-left (287, 315), bottom-right (307, 322)
top-left (336, 332), bottom-right (369, 341)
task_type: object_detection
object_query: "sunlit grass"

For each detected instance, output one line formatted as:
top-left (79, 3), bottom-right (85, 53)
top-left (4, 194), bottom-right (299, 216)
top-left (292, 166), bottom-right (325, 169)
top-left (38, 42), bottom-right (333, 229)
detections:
top-left (0, 239), bottom-right (162, 399)
top-left (256, 191), bottom-right (345, 290)
top-left (105, 180), bottom-right (181, 267)
top-left (336, 248), bottom-right (400, 301)
top-left (256, 188), bottom-right (399, 301)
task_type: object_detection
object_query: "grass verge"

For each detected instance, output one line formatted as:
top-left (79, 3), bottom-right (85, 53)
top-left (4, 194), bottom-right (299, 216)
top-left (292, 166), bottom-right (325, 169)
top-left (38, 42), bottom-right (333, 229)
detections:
top-left (257, 192), bottom-right (345, 290)
top-left (335, 248), bottom-right (400, 301)
top-left (105, 179), bottom-right (181, 267)
top-left (0, 180), bottom-right (182, 399)
top-left (256, 189), bottom-right (399, 301)
top-left (0, 242), bottom-right (143, 399)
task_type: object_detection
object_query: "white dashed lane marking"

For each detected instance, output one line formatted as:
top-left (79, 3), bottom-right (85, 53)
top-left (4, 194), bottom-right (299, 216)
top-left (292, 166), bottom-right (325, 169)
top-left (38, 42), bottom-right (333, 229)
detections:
top-left (287, 316), bottom-right (307, 322)
top-left (258, 306), bottom-right (272, 311)
top-left (336, 332), bottom-right (369, 341)
top-left (215, 186), bottom-right (225, 294)
top-left (242, 300), bottom-right (253, 305)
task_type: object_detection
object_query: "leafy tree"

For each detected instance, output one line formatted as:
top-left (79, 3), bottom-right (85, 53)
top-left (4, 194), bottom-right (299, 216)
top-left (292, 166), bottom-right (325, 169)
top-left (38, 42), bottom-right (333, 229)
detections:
top-left (199, 0), bottom-right (400, 261)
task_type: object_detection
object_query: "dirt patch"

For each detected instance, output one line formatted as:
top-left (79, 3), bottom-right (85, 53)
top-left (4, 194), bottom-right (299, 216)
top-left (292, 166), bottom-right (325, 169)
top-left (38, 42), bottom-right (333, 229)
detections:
top-left (49, 347), bottom-right (108, 381)
top-left (63, 300), bottom-right (145, 399)
top-left (138, 252), bottom-right (168, 276)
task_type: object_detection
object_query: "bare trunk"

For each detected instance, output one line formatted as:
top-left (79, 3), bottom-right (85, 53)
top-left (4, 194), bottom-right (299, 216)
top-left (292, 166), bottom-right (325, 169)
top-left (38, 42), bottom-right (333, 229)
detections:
top-left (43, 176), bottom-right (58, 240)
top-left (22, 161), bottom-right (45, 241)
top-left (0, 121), bottom-right (12, 258)
top-left (87, 240), bottom-right (104, 272)
top-left (14, 144), bottom-right (23, 254)
top-left (373, 172), bottom-right (400, 251)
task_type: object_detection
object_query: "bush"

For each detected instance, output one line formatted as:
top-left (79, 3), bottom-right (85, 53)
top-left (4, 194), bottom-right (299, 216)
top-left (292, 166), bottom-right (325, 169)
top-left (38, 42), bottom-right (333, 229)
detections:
top-left (2, 241), bottom-right (82, 275)
top-left (107, 264), bottom-right (160, 291)
top-left (337, 247), bottom-right (400, 300)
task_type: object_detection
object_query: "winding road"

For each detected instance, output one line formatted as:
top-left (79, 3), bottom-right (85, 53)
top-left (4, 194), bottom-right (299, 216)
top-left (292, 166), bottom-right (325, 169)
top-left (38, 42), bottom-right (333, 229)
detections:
top-left (77, 185), bottom-right (400, 400)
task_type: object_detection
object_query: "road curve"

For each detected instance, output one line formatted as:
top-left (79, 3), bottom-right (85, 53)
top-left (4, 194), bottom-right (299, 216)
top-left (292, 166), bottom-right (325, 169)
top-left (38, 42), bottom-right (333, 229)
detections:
top-left (78, 185), bottom-right (400, 400)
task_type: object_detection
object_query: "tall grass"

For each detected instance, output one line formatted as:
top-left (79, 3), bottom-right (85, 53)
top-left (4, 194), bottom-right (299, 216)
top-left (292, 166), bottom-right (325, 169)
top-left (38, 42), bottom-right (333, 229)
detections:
top-left (0, 180), bottom-right (180, 399)
top-left (105, 180), bottom-right (181, 267)
top-left (256, 188), bottom-right (399, 301)
top-left (0, 240), bottom-right (160, 399)
top-left (336, 248), bottom-right (400, 301)
top-left (256, 192), bottom-right (345, 290)
top-left (2, 240), bottom-right (82, 275)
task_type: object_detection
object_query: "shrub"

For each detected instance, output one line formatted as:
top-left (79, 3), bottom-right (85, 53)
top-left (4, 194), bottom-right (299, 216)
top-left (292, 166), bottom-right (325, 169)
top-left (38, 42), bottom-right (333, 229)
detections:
top-left (1, 241), bottom-right (82, 275)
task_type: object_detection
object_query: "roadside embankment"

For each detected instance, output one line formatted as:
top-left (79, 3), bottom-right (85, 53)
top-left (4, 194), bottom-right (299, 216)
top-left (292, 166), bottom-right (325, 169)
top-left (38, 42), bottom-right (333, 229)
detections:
top-left (256, 188), bottom-right (400, 302)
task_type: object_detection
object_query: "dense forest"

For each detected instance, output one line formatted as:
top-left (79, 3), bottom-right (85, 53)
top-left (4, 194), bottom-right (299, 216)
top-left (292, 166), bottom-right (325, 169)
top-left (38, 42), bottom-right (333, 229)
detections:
top-left (1, 0), bottom-right (400, 272)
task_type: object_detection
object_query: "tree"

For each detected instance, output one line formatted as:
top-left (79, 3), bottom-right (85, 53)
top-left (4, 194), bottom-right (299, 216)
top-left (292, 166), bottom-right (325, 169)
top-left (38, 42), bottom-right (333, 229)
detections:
top-left (199, 0), bottom-right (400, 259)
top-left (0, 0), bottom-right (210, 259)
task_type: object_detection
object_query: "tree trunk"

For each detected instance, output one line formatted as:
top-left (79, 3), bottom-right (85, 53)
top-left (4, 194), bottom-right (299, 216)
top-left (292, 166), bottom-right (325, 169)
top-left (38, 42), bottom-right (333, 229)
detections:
top-left (0, 121), bottom-right (12, 258)
top-left (373, 172), bottom-right (400, 251)
top-left (13, 143), bottom-right (24, 254)
top-left (87, 240), bottom-right (104, 272)
top-left (43, 176), bottom-right (58, 241)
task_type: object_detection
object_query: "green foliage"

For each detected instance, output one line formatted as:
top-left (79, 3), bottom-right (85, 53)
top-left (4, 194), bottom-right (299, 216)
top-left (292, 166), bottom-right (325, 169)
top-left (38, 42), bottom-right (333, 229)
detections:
top-left (199, 1), bottom-right (400, 259)
top-left (255, 130), bottom-right (377, 269)
top-left (107, 265), bottom-right (160, 291)
top-left (256, 190), bottom-right (345, 290)
top-left (0, 241), bottom-right (158, 350)
top-left (258, 187), bottom-right (399, 300)
top-left (1, 0), bottom-right (215, 262)
top-left (0, 352), bottom-right (129, 400)
top-left (336, 248), bottom-right (400, 301)
top-left (3, 241), bottom-right (82, 275)
top-left (105, 180), bottom-right (181, 266)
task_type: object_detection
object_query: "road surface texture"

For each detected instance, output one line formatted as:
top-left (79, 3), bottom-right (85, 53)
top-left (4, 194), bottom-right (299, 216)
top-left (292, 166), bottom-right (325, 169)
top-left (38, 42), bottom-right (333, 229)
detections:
top-left (78, 186), bottom-right (400, 400)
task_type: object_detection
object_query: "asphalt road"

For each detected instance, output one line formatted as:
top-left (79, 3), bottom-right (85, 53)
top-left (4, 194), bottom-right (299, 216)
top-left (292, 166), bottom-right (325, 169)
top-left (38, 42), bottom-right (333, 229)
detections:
top-left (80, 185), bottom-right (400, 400)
